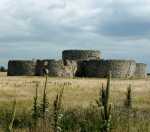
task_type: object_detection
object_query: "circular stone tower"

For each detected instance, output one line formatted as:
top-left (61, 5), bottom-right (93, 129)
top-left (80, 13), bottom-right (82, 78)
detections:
top-left (62, 50), bottom-right (101, 77)
top-left (35, 59), bottom-right (73, 77)
top-left (76, 59), bottom-right (136, 78)
top-left (107, 60), bottom-right (136, 78)
top-left (75, 60), bottom-right (108, 77)
top-left (62, 50), bottom-right (101, 61)
top-left (7, 60), bottom-right (36, 76)
top-left (134, 63), bottom-right (147, 78)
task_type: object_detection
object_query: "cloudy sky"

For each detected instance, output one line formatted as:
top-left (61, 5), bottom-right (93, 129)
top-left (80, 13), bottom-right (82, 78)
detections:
top-left (0, 0), bottom-right (150, 71)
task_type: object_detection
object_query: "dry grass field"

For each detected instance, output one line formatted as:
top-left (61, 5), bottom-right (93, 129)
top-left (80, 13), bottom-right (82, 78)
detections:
top-left (0, 72), bottom-right (150, 110)
top-left (0, 72), bottom-right (150, 131)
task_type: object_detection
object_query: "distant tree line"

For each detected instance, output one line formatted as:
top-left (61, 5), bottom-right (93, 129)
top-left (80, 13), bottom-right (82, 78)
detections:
top-left (0, 66), bottom-right (7, 72)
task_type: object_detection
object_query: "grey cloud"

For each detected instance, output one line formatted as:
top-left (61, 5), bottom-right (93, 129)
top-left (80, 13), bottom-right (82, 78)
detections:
top-left (1, 0), bottom-right (150, 41)
top-left (94, 1), bottom-right (150, 38)
top-left (0, 0), bottom-right (150, 71)
top-left (98, 18), bottom-right (150, 37)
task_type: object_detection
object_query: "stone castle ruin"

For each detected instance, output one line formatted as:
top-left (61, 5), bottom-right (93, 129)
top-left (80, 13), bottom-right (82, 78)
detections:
top-left (7, 50), bottom-right (147, 78)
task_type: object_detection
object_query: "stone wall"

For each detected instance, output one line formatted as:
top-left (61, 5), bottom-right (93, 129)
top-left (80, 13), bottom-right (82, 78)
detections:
top-left (76, 60), bottom-right (136, 78)
top-left (7, 60), bottom-right (36, 76)
top-left (62, 50), bottom-right (101, 61)
top-left (134, 63), bottom-right (147, 78)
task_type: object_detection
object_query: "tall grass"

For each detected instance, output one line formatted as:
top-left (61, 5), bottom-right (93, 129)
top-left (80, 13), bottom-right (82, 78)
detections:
top-left (8, 99), bottom-right (16, 132)
top-left (3, 99), bottom-right (16, 132)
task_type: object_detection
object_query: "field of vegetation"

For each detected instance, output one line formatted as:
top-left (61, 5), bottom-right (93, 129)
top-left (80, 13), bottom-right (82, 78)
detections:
top-left (0, 72), bottom-right (150, 132)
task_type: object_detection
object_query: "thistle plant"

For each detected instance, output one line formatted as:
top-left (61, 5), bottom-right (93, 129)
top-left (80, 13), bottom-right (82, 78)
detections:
top-left (32, 82), bottom-right (39, 127)
top-left (124, 84), bottom-right (132, 109)
top-left (53, 87), bottom-right (64, 132)
top-left (124, 84), bottom-right (132, 132)
top-left (97, 71), bottom-right (112, 132)
top-left (37, 68), bottom-right (49, 131)
top-left (96, 84), bottom-right (106, 107)
top-left (39, 68), bottom-right (49, 119)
